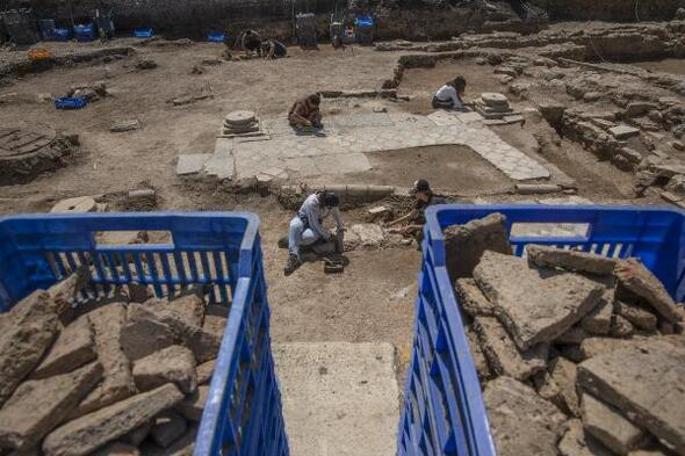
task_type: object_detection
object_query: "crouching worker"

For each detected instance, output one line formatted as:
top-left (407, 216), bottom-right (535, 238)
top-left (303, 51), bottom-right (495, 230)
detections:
top-left (284, 191), bottom-right (344, 276)
top-left (432, 76), bottom-right (467, 110)
top-left (288, 93), bottom-right (323, 132)
top-left (387, 179), bottom-right (446, 245)
top-left (261, 39), bottom-right (288, 59)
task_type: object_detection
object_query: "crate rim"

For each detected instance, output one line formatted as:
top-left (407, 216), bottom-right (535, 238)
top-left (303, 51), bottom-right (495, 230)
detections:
top-left (0, 211), bottom-right (261, 279)
top-left (426, 203), bottom-right (685, 253)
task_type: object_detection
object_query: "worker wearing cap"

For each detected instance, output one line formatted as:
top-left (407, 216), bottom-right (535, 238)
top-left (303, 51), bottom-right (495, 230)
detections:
top-left (388, 179), bottom-right (447, 243)
top-left (285, 190), bottom-right (345, 276)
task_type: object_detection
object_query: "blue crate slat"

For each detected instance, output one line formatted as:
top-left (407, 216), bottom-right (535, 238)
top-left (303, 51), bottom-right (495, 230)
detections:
top-left (399, 204), bottom-right (685, 456)
top-left (0, 212), bottom-right (287, 456)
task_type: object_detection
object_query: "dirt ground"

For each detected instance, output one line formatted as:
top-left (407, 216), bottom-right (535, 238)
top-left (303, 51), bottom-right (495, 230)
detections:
top-left (0, 38), bottom-right (677, 393)
top-left (345, 144), bottom-right (512, 195)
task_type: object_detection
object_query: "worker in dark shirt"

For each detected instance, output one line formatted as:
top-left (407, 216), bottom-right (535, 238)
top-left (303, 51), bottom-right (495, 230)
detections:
top-left (239, 29), bottom-right (262, 57)
top-left (261, 39), bottom-right (288, 59)
top-left (388, 179), bottom-right (447, 244)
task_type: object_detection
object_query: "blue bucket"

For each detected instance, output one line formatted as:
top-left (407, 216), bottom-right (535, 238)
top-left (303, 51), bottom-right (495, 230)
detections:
top-left (207, 32), bottom-right (226, 43)
top-left (73, 23), bottom-right (96, 42)
top-left (134, 27), bottom-right (154, 38)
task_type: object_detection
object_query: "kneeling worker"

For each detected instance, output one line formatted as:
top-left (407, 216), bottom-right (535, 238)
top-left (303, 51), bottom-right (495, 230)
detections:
top-left (388, 179), bottom-right (446, 243)
top-left (432, 76), bottom-right (467, 110)
top-left (288, 93), bottom-right (323, 131)
top-left (261, 39), bottom-right (288, 59)
top-left (285, 191), bottom-right (345, 276)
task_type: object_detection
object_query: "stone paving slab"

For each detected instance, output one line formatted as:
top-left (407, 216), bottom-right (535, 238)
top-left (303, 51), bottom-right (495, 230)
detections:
top-left (274, 342), bottom-right (398, 456)
top-left (207, 112), bottom-right (552, 182)
top-left (176, 154), bottom-right (211, 176)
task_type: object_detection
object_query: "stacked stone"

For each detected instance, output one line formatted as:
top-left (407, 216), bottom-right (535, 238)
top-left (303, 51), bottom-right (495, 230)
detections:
top-left (222, 110), bottom-right (260, 136)
top-left (474, 92), bottom-right (515, 119)
top-left (445, 214), bottom-right (685, 456)
top-left (0, 276), bottom-right (227, 455)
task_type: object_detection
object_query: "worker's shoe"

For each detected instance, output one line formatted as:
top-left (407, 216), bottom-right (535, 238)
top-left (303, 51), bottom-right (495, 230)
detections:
top-left (283, 254), bottom-right (302, 276)
top-left (277, 236), bottom-right (289, 249)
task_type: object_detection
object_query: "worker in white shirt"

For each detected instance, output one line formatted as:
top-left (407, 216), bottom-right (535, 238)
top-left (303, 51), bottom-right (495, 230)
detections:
top-left (284, 191), bottom-right (345, 276)
top-left (432, 76), bottom-right (467, 110)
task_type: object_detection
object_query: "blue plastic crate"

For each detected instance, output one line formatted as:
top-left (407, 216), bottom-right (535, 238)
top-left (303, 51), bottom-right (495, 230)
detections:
top-left (50, 27), bottom-right (72, 41)
top-left (73, 23), bottom-right (96, 41)
top-left (0, 212), bottom-right (288, 456)
top-left (355, 15), bottom-right (375, 28)
top-left (398, 204), bottom-right (685, 456)
top-left (54, 96), bottom-right (87, 109)
top-left (208, 32), bottom-right (226, 43)
top-left (134, 27), bottom-right (154, 38)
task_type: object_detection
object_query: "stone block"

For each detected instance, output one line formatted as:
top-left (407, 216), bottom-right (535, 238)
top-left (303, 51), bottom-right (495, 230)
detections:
top-left (537, 102), bottom-right (566, 125)
top-left (474, 317), bottom-right (548, 381)
top-left (121, 304), bottom-right (177, 361)
top-left (133, 345), bottom-right (197, 394)
top-left (526, 245), bottom-right (618, 276)
top-left (557, 326), bottom-right (590, 345)
top-left (474, 251), bottom-right (604, 350)
top-left (140, 425), bottom-right (197, 456)
top-left (579, 337), bottom-right (649, 360)
top-left (455, 278), bottom-right (496, 317)
top-left (466, 327), bottom-right (492, 383)
top-left (176, 154), bottom-right (211, 176)
top-left (609, 314), bottom-right (634, 338)
top-left (121, 422), bottom-right (150, 447)
top-left (202, 315), bottom-right (227, 343)
top-left (483, 377), bottom-right (566, 456)
top-left (196, 360), bottom-right (215, 385)
top-left (625, 102), bottom-right (658, 118)
top-left (43, 384), bottom-right (184, 456)
top-left (582, 394), bottom-right (645, 455)
top-left (0, 362), bottom-right (102, 451)
top-left (176, 385), bottom-right (209, 422)
top-left (558, 419), bottom-right (613, 456)
top-left (609, 125), bottom-right (640, 140)
top-left (123, 300), bottom-right (220, 363)
top-left (578, 339), bottom-right (685, 454)
top-left (95, 442), bottom-right (140, 455)
top-left (549, 357), bottom-right (580, 417)
top-left (615, 258), bottom-right (682, 323)
top-left (532, 370), bottom-right (563, 408)
top-left (0, 290), bottom-right (61, 407)
top-left (75, 303), bottom-right (135, 417)
top-left (32, 315), bottom-right (96, 379)
top-left (581, 293), bottom-right (614, 336)
top-left (150, 411), bottom-right (187, 448)
top-left (161, 294), bottom-right (205, 327)
top-left (444, 213), bottom-right (512, 281)
top-left (110, 120), bottom-right (140, 133)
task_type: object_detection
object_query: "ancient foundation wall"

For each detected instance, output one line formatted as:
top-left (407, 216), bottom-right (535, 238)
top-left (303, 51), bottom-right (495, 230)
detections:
top-left (528, 0), bottom-right (684, 22)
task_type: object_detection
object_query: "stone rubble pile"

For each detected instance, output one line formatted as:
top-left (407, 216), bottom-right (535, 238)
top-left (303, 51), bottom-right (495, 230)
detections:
top-left (0, 276), bottom-right (226, 455)
top-left (446, 214), bottom-right (685, 456)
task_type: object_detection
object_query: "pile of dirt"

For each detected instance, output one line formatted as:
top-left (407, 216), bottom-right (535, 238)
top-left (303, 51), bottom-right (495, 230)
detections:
top-left (446, 215), bottom-right (685, 456)
top-left (0, 276), bottom-right (227, 455)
